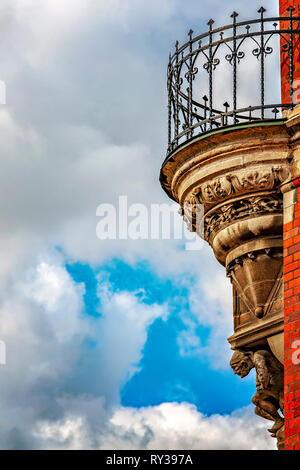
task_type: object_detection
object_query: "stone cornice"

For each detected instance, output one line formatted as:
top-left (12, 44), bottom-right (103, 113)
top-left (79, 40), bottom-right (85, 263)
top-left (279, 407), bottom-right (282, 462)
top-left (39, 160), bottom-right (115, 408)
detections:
top-left (160, 124), bottom-right (291, 204)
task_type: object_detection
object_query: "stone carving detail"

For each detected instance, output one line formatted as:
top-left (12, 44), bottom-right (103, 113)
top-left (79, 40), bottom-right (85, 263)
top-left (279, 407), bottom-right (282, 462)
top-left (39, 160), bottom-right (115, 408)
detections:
top-left (228, 250), bottom-right (280, 319)
top-left (198, 166), bottom-right (289, 204)
top-left (229, 169), bottom-right (274, 192)
top-left (230, 349), bottom-right (284, 450)
top-left (181, 192), bottom-right (203, 233)
top-left (204, 195), bottom-right (283, 239)
top-left (230, 256), bottom-right (283, 320)
top-left (162, 125), bottom-right (289, 450)
top-left (201, 176), bottom-right (233, 202)
top-left (227, 249), bottom-right (279, 278)
top-left (180, 193), bottom-right (283, 237)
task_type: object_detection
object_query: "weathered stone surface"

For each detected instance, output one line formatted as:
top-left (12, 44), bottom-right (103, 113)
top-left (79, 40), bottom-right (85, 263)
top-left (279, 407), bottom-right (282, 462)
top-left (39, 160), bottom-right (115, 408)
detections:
top-left (161, 125), bottom-right (289, 347)
top-left (161, 124), bottom-right (290, 204)
top-left (230, 349), bottom-right (284, 450)
top-left (267, 333), bottom-right (284, 365)
top-left (160, 123), bottom-right (291, 449)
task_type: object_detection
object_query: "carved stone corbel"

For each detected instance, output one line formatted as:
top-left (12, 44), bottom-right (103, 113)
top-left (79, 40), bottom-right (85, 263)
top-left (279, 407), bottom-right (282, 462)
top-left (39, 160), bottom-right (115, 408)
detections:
top-left (230, 349), bottom-right (284, 450)
top-left (160, 124), bottom-right (291, 448)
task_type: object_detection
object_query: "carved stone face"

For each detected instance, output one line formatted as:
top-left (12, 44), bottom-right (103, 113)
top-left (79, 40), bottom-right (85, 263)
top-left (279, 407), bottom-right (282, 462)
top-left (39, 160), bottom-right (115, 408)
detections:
top-left (230, 350), bottom-right (254, 378)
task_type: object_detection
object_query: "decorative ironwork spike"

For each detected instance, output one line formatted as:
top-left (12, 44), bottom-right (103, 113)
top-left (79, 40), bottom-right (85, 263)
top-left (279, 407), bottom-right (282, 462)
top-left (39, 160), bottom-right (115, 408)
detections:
top-left (287, 6), bottom-right (295, 11)
top-left (258, 7), bottom-right (266, 14)
top-left (245, 24), bottom-right (250, 33)
top-left (231, 11), bottom-right (238, 19)
top-left (207, 19), bottom-right (215, 28)
top-left (273, 22), bottom-right (278, 29)
top-left (220, 32), bottom-right (224, 40)
top-left (175, 40), bottom-right (179, 50)
top-left (203, 95), bottom-right (208, 101)
top-left (223, 102), bottom-right (230, 108)
top-left (188, 29), bottom-right (194, 39)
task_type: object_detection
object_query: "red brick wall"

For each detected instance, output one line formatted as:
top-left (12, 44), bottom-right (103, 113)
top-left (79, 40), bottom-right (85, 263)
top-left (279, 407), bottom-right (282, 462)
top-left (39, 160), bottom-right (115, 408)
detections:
top-left (280, 0), bottom-right (300, 15)
top-left (280, 0), bottom-right (300, 104)
top-left (284, 184), bottom-right (300, 450)
top-left (280, 0), bottom-right (300, 451)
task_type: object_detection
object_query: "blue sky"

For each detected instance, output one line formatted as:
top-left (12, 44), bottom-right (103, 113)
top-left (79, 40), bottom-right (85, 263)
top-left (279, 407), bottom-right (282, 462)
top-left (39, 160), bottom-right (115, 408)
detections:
top-left (65, 259), bottom-right (256, 418)
top-left (0, 0), bottom-right (280, 450)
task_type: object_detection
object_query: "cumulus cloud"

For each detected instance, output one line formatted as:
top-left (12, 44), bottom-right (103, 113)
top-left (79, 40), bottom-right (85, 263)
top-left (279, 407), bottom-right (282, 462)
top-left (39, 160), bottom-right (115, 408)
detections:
top-left (88, 276), bottom-right (168, 403)
top-left (186, 272), bottom-right (233, 369)
top-left (34, 402), bottom-right (276, 450)
top-left (0, 251), bottom-right (168, 448)
top-left (0, 0), bottom-right (281, 450)
top-left (0, 253), bottom-right (87, 395)
top-left (0, 0), bottom-right (280, 274)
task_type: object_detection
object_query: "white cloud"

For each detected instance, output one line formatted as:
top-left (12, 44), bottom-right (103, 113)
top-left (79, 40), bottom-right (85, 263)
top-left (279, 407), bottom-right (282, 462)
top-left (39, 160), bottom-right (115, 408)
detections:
top-left (0, 0), bottom-right (279, 273)
top-left (19, 260), bottom-right (86, 343)
top-left (175, 268), bottom-right (233, 369)
top-left (0, 251), bottom-right (169, 448)
top-left (0, 252), bottom-right (88, 396)
top-left (0, 0), bottom-right (281, 450)
top-left (90, 277), bottom-right (168, 401)
top-left (34, 401), bottom-right (276, 450)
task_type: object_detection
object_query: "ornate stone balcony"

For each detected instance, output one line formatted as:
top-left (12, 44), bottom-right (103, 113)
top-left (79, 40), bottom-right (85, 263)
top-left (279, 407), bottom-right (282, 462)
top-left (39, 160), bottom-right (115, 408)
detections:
top-left (160, 7), bottom-right (300, 450)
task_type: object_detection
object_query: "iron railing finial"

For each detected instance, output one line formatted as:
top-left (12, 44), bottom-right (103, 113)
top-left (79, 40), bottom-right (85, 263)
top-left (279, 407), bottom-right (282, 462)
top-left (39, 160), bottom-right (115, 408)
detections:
top-left (258, 7), bottom-right (267, 15)
top-left (207, 19), bottom-right (215, 30)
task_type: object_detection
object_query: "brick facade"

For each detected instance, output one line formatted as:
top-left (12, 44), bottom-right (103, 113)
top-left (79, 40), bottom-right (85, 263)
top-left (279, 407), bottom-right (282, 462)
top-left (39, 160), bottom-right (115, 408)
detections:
top-left (280, 0), bottom-right (300, 450)
top-left (280, 0), bottom-right (300, 104)
top-left (283, 184), bottom-right (300, 449)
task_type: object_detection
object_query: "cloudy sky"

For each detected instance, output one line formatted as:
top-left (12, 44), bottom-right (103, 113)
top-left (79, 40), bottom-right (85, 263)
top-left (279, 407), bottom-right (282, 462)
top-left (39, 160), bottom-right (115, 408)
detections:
top-left (0, 0), bottom-right (280, 450)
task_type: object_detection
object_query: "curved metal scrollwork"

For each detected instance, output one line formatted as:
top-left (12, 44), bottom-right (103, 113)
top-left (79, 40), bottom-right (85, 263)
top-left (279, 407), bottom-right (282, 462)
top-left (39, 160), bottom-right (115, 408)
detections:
top-left (166, 7), bottom-right (300, 156)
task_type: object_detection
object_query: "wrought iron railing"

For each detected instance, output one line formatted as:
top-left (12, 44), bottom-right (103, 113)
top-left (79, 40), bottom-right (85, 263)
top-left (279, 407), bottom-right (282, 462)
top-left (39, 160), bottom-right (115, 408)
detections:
top-left (167, 7), bottom-right (300, 156)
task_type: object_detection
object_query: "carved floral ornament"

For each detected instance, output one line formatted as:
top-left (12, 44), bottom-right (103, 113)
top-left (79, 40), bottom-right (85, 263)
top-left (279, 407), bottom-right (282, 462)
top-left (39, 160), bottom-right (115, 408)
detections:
top-left (187, 165), bottom-right (289, 205)
top-left (204, 196), bottom-right (283, 239)
top-left (181, 194), bottom-right (283, 238)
